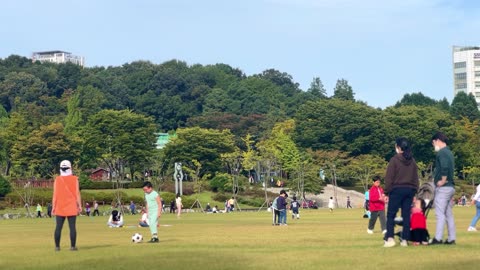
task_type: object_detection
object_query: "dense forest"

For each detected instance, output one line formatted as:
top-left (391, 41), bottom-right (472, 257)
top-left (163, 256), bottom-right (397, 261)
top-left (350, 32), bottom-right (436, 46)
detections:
top-left (1, 54), bottom-right (480, 196)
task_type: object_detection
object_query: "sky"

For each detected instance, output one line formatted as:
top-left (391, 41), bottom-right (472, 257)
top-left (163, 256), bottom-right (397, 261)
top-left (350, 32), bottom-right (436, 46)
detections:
top-left (1, 0), bottom-right (480, 108)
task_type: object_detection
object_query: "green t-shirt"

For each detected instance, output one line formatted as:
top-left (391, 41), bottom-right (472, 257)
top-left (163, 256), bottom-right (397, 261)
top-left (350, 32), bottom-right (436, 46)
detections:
top-left (434, 146), bottom-right (455, 187)
top-left (145, 190), bottom-right (159, 212)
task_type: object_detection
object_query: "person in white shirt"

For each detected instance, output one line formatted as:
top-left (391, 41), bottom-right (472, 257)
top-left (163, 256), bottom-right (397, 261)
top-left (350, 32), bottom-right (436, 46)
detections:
top-left (138, 209), bottom-right (149, 227)
top-left (468, 184), bottom-right (480, 232)
top-left (176, 193), bottom-right (183, 218)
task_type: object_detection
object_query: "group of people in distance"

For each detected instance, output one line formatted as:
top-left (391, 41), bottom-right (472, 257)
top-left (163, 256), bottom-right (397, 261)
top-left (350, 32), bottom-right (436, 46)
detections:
top-left (271, 189), bottom-right (300, 226)
top-left (367, 132), bottom-right (478, 247)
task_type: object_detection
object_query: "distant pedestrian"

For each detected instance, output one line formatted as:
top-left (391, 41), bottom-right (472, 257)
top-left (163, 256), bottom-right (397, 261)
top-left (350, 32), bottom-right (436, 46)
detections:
top-left (130, 201), bottom-right (136, 215)
top-left (36, 203), bottom-right (43, 218)
top-left (170, 200), bottom-right (175, 213)
top-left (364, 189), bottom-right (370, 211)
top-left (176, 193), bottom-right (182, 218)
top-left (93, 201), bottom-right (100, 216)
top-left (291, 196), bottom-right (300, 219)
top-left (468, 183), bottom-right (480, 232)
top-left (367, 176), bottom-right (386, 235)
top-left (52, 160), bottom-right (82, 251)
top-left (277, 190), bottom-right (288, 225)
top-left (328, 197), bottom-right (334, 212)
top-left (346, 196), bottom-right (352, 209)
top-left (47, 203), bottom-right (52, 218)
top-left (85, 202), bottom-right (91, 216)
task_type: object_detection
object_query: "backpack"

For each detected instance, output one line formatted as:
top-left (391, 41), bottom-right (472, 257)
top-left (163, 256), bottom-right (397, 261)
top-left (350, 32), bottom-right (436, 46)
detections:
top-left (272, 197), bottom-right (279, 210)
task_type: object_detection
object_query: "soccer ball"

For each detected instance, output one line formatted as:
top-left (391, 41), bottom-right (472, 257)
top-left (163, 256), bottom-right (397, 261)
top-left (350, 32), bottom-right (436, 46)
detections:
top-left (131, 233), bottom-right (143, 243)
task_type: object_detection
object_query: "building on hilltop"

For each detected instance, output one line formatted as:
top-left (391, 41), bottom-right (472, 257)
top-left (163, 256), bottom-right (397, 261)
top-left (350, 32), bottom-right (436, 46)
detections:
top-left (31, 50), bottom-right (85, 66)
top-left (452, 46), bottom-right (480, 106)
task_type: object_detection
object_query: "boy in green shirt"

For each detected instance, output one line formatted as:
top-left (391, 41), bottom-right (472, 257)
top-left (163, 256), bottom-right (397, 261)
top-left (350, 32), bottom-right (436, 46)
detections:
top-left (142, 181), bottom-right (162, 243)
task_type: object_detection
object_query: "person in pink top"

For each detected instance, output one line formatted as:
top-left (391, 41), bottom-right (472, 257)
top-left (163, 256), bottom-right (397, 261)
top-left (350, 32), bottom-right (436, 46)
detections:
top-left (367, 176), bottom-right (386, 234)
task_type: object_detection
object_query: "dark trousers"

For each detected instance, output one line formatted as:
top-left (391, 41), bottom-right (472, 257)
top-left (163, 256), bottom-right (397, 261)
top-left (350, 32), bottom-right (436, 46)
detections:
top-left (54, 216), bottom-right (77, 248)
top-left (93, 209), bottom-right (99, 216)
top-left (386, 187), bottom-right (416, 240)
top-left (368, 210), bottom-right (386, 231)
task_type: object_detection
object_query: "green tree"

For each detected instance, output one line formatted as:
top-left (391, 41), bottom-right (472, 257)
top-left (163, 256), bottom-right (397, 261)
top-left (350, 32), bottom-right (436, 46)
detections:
top-left (450, 92), bottom-right (480, 122)
top-left (65, 85), bottom-right (106, 135)
top-left (10, 122), bottom-right (73, 178)
top-left (332, 79), bottom-right (354, 101)
top-left (83, 109), bottom-right (157, 180)
top-left (344, 154), bottom-right (387, 190)
top-left (162, 127), bottom-right (237, 177)
top-left (307, 77), bottom-right (327, 99)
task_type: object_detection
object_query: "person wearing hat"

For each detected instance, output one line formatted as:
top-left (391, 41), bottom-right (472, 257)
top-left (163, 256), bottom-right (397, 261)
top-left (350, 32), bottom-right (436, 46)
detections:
top-left (367, 176), bottom-right (386, 235)
top-left (52, 160), bottom-right (82, 251)
top-left (277, 190), bottom-right (288, 225)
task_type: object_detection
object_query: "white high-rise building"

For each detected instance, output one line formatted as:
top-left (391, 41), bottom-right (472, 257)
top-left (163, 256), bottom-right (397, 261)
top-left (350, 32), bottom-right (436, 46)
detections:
top-left (452, 46), bottom-right (480, 106)
top-left (31, 50), bottom-right (85, 66)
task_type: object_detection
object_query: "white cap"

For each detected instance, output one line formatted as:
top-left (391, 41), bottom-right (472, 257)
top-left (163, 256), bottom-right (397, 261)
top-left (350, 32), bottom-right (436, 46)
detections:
top-left (60, 160), bottom-right (71, 168)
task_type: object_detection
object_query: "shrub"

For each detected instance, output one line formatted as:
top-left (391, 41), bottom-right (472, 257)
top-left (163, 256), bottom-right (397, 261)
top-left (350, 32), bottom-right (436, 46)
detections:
top-left (210, 173), bottom-right (232, 192)
top-left (0, 175), bottom-right (12, 197)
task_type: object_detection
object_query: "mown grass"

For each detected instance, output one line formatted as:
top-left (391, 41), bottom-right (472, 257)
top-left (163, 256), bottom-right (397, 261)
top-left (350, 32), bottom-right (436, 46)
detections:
top-left (0, 206), bottom-right (478, 270)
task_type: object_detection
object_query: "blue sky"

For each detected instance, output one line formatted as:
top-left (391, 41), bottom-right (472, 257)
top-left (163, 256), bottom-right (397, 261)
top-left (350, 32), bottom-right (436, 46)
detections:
top-left (1, 0), bottom-right (479, 108)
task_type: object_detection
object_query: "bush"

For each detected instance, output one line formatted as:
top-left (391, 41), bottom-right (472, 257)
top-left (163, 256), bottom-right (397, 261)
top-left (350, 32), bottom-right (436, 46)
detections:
top-left (210, 173), bottom-right (232, 192)
top-left (212, 193), bottom-right (229, 203)
top-left (81, 181), bottom-right (146, 190)
top-left (79, 174), bottom-right (93, 190)
top-left (0, 175), bottom-right (12, 197)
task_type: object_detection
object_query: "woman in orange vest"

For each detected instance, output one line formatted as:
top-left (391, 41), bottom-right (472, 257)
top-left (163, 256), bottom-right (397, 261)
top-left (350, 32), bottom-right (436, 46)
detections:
top-left (52, 160), bottom-right (82, 251)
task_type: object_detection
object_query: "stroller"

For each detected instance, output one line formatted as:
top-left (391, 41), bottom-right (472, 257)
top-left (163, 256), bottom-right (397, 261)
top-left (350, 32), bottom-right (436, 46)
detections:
top-left (394, 182), bottom-right (435, 242)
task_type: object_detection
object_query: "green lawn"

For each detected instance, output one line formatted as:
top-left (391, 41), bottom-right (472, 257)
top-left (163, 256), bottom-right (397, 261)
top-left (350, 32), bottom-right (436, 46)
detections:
top-left (0, 207), bottom-right (479, 270)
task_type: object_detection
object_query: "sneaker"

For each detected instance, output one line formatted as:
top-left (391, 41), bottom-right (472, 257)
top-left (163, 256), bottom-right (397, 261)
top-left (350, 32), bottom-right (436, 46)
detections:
top-left (444, 240), bottom-right (456, 245)
top-left (367, 229), bottom-right (374, 234)
top-left (70, 247), bottom-right (78, 251)
top-left (382, 230), bottom-right (387, 235)
top-left (55, 247), bottom-right (60, 252)
top-left (383, 238), bottom-right (396, 248)
top-left (468, 226), bottom-right (477, 232)
top-left (400, 240), bottom-right (408, 247)
top-left (429, 238), bottom-right (443, 245)
top-left (148, 237), bottom-right (159, 243)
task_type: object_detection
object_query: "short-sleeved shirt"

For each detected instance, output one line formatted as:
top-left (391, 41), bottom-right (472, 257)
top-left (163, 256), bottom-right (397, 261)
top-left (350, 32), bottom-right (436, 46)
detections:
top-left (145, 191), bottom-right (159, 213)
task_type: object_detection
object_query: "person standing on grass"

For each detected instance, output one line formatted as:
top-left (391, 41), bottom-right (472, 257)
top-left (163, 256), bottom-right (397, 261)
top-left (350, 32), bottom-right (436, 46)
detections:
top-left (52, 160), bottom-right (82, 251)
top-left (85, 202), bottom-right (91, 216)
top-left (384, 137), bottom-right (419, 248)
top-left (468, 183), bottom-right (480, 232)
top-left (367, 176), bottom-right (386, 235)
top-left (36, 203), bottom-right (43, 218)
top-left (93, 200), bottom-right (100, 216)
top-left (290, 196), bottom-right (300, 219)
top-left (143, 181), bottom-right (162, 243)
top-left (277, 190), bottom-right (288, 225)
top-left (328, 197), bottom-right (335, 212)
top-left (47, 203), bottom-right (52, 218)
top-left (130, 201), bottom-right (136, 215)
top-left (346, 196), bottom-right (352, 209)
top-left (176, 193), bottom-right (182, 218)
top-left (430, 132), bottom-right (456, 245)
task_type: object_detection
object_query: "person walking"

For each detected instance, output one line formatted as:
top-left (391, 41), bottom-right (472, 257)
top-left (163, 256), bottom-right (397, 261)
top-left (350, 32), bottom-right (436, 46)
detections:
top-left (142, 181), bottom-right (162, 243)
top-left (93, 201), bottom-right (100, 216)
top-left (367, 176), bottom-right (386, 234)
top-left (85, 202), bottom-right (91, 216)
top-left (47, 202), bottom-right (52, 218)
top-left (52, 160), bottom-right (82, 251)
top-left (468, 183), bottom-right (480, 232)
top-left (346, 196), bottom-right (352, 209)
top-left (430, 132), bottom-right (456, 245)
top-left (383, 137), bottom-right (419, 248)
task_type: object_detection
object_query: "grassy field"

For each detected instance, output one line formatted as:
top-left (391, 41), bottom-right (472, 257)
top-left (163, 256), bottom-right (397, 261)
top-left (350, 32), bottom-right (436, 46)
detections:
top-left (0, 207), bottom-right (479, 270)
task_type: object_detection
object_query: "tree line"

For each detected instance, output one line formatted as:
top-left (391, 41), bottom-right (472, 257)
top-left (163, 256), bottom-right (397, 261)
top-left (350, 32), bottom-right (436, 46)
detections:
top-left (1, 54), bottom-right (480, 196)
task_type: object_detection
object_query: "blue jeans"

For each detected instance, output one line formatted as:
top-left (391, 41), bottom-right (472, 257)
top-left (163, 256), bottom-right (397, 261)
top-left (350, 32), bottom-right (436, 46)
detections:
top-left (386, 187), bottom-right (416, 240)
top-left (434, 186), bottom-right (456, 241)
top-left (469, 201), bottom-right (480, 227)
top-left (279, 209), bottom-right (287, 224)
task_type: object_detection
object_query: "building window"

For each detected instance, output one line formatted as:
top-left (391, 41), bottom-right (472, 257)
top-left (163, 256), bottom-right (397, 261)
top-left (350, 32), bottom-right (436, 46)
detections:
top-left (476, 71), bottom-right (480, 77)
top-left (475, 60), bottom-right (480, 67)
top-left (456, 83), bottom-right (467, 89)
top-left (455, 72), bottom-right (467, 80)
top-left (455, 61), bottom-right (467, 68)
top-left (476, 81), bottom-right (480, 88)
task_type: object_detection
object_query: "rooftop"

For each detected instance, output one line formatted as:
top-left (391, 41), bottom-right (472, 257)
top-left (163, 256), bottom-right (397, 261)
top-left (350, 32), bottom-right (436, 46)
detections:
top-left (32, 50), bottom-right (71, 55)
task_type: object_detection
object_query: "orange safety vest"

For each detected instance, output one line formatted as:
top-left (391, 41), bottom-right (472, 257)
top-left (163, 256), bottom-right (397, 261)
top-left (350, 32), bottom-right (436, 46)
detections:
top-left (52, 175), bottom-right (79, 216)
